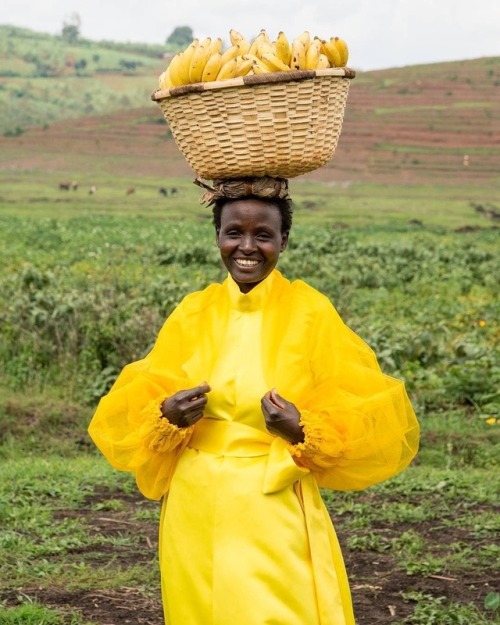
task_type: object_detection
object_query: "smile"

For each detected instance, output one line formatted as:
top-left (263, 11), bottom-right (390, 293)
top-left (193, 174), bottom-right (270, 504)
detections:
top-left (234, 259), bottom-right (259, 267)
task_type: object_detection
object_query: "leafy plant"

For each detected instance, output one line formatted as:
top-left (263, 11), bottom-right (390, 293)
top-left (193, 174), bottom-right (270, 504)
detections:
top-left (398, 592), bottom-right (493, 624)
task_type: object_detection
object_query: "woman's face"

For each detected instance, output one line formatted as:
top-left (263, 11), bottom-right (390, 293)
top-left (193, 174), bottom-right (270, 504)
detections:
top-left (216, 198), bottom-right (288, 293)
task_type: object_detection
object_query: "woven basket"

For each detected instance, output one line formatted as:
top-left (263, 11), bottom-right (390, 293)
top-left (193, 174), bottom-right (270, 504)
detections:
top-left (152, 68), bottom-right (355, 180)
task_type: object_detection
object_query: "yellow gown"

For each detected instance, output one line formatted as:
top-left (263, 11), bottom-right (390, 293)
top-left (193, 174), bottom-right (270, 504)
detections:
top-left (88, 270), bottom-right (419, 625)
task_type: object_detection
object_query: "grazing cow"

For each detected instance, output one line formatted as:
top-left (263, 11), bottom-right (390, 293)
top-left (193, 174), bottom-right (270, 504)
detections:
top-left (59, 182), bottom-right (71, 191)
top-left (126, 187), bottom-right (135, 195)
top-left (71, 181), bottom-right (78, 191)
top-left (89, 185), bottom-right (97, 194)
top-left (159, 187), bottom-right (179, 197)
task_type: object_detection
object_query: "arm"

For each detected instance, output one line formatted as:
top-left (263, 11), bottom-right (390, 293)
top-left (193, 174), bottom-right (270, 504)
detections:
top-left (88, 303), bottom-right (201, 499)
top-left (287, 299), bottom-right (419, 490)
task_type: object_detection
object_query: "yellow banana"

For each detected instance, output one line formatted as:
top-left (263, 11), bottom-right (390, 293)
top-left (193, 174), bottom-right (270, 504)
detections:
top-left (219, 44), bottom-right (240, 66)
top-left (259, 29), bottom-right (271, 46)
top-left (260, 50), bottom-right (291, 72)
top-left (189, 37), bottom-right (212, 83)
top-left (207, 37), bottom-right (223, 56)
top-left (321, 38), bottom-right (341, 67)
top-left (275, 31), bottom-right (291, 66)
top-left (216, 56), bottom-right (239, 80)
top-left (177, 39), bottom-right (199, 84)
top-left (167, 53), bottom-right (184, 86)
top-left (316, 53), bottom-right (330, 69)
top-left (290, 37), bottom-right (306, 70)
top-left (333, 37), bottom-right (349, 66)
top-left (248, 30), bottom-right (270, 56)
top-left (202, 51), bottom-right (223, 81)
top-left (245, 53), bottom-right (271, 73)
top-left (235, 55), bottom-right (255, 77)
top-left (251, 61), bottom-right (271, 74)
top-left (159, 67), bottom-right (173, 89)
top-left (229, 29), bottom-right (250, 54)
top-left (297, 30), bottom-right (310, 50)
top-left (305, 39), bottom-right (321, 69)
top-left (255, 40), bottom-right (272, 56)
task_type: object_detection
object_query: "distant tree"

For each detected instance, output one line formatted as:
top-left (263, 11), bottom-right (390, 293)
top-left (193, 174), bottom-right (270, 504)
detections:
top-left (62, 12), bottom-right (81, 44)
top-left (166, 26), bottom-right (193, 48)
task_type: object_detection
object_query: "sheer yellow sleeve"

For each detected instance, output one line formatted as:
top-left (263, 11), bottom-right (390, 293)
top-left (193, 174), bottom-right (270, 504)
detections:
top-left (288, 297), bottom-right (420, 491)
top-left (88, 304), bottom-right (193, 500)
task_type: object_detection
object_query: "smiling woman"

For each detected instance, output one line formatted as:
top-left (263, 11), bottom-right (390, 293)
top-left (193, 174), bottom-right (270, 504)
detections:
top-left (215, 198), bottom-right (289, 293)
top-left (88, 176), bottom-right (419, 625)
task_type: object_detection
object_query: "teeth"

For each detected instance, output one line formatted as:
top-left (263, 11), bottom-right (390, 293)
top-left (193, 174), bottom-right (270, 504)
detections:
top-left (235, 259), bottom-right (259, 267)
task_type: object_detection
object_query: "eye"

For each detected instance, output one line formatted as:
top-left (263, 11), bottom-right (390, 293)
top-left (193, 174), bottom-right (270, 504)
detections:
top-left (225, 230), bottom-right (241, 238)
top-left (257, 231), bottom-right (272, 239)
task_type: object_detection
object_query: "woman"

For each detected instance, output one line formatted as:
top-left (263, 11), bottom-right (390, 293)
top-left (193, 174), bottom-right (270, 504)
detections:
top-left (88, 177), bottom-right (419, 625)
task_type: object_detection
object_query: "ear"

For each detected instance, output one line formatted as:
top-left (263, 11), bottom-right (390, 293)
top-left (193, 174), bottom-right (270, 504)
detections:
top-left (280, 231), bottom-right (289, 252)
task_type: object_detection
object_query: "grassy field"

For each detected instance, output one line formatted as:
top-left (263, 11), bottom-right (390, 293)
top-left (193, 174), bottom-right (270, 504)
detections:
top-left (1, 186), bottom-right (499, 624)
top-left (0, 35), bottom-right (499, 624)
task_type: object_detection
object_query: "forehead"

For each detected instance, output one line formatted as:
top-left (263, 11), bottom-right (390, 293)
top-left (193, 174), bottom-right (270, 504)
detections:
top-left (220, 199), bottom-right (281, 229)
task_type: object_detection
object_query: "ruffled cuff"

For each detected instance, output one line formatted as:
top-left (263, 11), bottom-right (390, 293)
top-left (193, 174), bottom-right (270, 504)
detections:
top-left (139, 396), bottom-right (194, 453)
top-left (287, 409), bottom-right (346, 470)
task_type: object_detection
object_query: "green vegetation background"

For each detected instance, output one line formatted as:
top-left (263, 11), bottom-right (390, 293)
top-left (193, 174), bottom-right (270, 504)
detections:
top-left (0, 24), bottom-right (499, 625)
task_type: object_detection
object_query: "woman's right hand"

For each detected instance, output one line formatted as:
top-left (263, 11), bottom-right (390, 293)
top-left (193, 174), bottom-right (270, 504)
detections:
top-left (161, 382), bottom-right (211, 428)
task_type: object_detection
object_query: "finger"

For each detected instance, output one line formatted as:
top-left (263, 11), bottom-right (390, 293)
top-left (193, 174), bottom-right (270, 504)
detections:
top-left (183, 410), bottom-right (204, 426)
top-left (180, 384), bottom-right (211, 402)
top-left (261, 397), bottom-right (279, 420)
top-left (189, 383), bottom-right (211, 399)
top-left (184, 402), bottom-right (206, 417)
top-left (261, 395), bottom-right (272, 410)
top-left (196, 381), bottom-right (211, 394)
top-left (182, 395), bottom-right (208, 411)
top-left (270, 388), bottom-right (285, 409)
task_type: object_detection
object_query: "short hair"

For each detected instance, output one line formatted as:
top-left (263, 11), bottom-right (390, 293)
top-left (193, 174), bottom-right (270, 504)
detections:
top-left (212, 196), bottom-right (293, 234)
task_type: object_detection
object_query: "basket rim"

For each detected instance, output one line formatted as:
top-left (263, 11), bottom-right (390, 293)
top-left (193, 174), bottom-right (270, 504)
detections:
top-left (152, 67), bottom-right (355, 101)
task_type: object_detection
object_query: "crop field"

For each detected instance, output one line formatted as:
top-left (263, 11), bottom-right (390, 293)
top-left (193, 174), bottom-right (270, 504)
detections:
top-left (0, 40), bottom-right (499, 624)
top-left (0, 187), bottom-right (499, 625)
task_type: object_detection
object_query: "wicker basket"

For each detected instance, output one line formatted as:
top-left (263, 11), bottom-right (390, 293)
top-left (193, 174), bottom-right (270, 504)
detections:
top-left (152, 68), bottom-right (355, 180)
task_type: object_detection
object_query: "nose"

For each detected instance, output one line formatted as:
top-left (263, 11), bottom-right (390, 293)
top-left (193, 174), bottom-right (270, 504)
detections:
top-left (239, 234), bottom-right (256, 253)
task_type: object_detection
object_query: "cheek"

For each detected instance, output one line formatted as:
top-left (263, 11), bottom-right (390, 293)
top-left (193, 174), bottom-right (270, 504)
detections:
top-left (218, 241), bottom-right (234, 258)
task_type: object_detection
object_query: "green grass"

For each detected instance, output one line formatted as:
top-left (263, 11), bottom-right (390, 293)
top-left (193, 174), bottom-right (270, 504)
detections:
top-left (0, 600), bottom-right (92, 625)
top-left (396, 591), bottom-right (494, 625)
top-left (0, 177), bottom-right (499, 623)
top-left (1, 172), bottom-right (497, 228)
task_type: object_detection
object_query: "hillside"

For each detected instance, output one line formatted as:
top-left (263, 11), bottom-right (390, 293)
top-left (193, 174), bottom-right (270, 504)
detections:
top-left (0, 25), bottom-right (168, 134)
top-left (316, 57), bottom-right (500, 185)
top-left (0, 25), bottom-right (498, 191)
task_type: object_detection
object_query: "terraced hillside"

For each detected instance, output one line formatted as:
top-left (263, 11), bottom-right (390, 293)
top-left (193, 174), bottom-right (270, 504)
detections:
top-left (0, 27), bottom-right (498, 191)
top-left (313, 56), bottom-right (500, 185)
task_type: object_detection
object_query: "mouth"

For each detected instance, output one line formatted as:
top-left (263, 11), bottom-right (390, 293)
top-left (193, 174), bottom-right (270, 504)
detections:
top-left (234, 259), bottom-right (260, 268)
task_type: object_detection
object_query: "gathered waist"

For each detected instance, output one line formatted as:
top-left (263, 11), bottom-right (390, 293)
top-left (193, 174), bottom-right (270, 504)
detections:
top-left (188, 418), bottom-right (275, 457)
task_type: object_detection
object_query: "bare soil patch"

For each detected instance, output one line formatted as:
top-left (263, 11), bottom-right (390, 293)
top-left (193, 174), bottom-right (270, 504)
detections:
top-left (1, 487), bottom-right (497, 624)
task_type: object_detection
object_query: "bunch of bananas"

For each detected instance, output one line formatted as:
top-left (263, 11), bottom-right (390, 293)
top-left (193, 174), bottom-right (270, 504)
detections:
top-left (159, 29), bottom-right (349, 89)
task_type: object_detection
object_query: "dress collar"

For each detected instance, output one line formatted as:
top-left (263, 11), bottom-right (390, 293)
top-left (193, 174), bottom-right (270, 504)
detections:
top-left (226, 270), bottom-right (277, 312)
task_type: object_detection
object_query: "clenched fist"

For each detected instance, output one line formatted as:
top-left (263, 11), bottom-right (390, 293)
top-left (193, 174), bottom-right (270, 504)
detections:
top-left (161, 382), bottom-right (211, 428)
top-left (261, 388), bottom-right (304, 445)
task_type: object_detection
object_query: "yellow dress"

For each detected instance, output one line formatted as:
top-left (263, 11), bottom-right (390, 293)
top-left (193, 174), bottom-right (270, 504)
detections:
top-left (88, 270), bottom-right (419, 625)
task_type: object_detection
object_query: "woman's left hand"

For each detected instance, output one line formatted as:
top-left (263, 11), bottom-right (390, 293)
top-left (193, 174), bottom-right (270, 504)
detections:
top-left (261, 389), bottom-right (305, 445)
